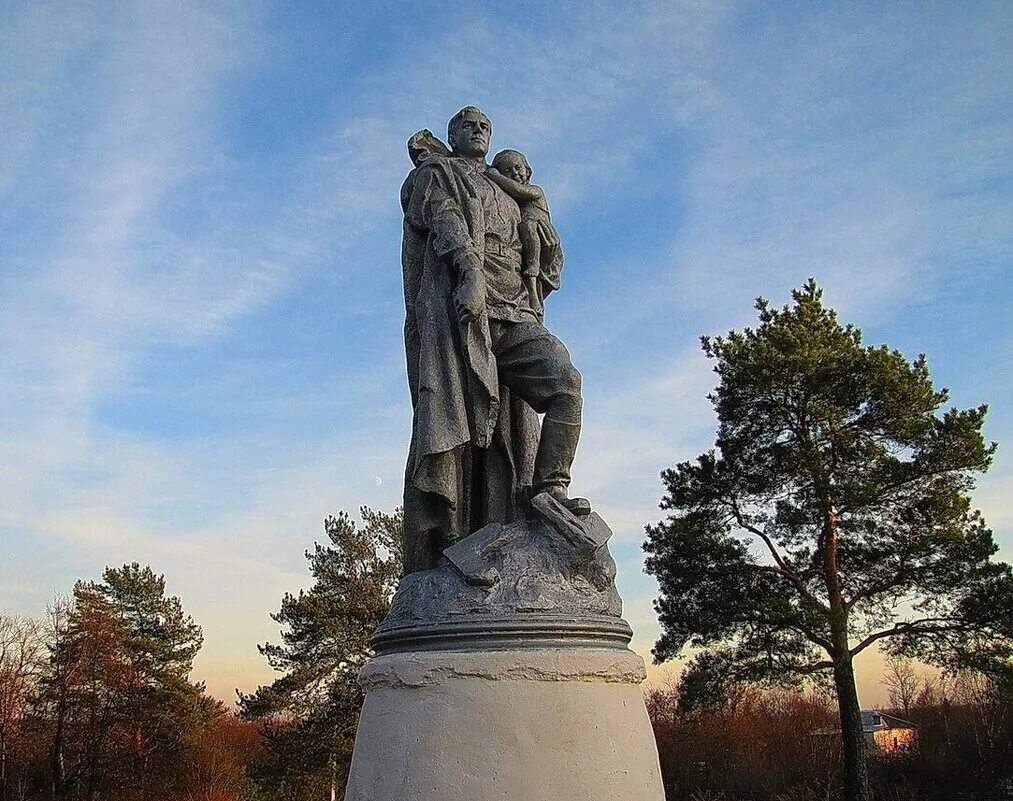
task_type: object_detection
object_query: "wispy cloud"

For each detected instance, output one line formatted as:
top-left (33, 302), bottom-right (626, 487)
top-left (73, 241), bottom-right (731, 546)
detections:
top-left (2, 0), bottom-right (1010, 700)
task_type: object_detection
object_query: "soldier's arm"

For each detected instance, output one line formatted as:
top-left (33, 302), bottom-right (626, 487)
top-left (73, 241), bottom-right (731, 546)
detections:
top-left (404, 162), bottom-right (486, 320)
top-left (406, 161), bottom-right (475, 265)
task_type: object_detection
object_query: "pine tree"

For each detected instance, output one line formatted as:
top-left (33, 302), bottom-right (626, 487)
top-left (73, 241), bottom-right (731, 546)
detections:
top-left (644, 281), bottom-right (1013, 801)
top-left (40, 564), bottom-right (214, 800)
top-left (239, 508), bottom-right (402, 801)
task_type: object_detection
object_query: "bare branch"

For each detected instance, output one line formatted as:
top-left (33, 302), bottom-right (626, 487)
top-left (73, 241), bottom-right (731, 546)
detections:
top-left (726, 496), bottom-right (790, 569)
top-left (845, 575), bottom-right (904, 611)
top-left (797, 660), bottom-right (834, 674)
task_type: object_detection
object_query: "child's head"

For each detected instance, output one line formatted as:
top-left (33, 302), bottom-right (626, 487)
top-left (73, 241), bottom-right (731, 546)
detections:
top-left (492, 149), bottom-right (532, 184)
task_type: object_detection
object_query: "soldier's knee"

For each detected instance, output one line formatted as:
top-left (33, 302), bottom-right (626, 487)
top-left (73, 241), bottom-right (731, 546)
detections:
top-left (548, 365), bottom-right (581, 425)
top-left (560, 362), bottom-right (581, 397)
top-left (550, 360), bottom-right (582, 418)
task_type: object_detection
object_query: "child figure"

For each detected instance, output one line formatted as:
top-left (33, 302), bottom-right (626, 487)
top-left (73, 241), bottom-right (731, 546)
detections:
top-left (486, 149), bottom-right (563, 318)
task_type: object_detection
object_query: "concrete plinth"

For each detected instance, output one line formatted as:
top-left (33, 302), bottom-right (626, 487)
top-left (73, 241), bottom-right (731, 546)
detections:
top-left (343, 647), bottom-right (664, 801)
top-left (344, 507), bottom-right (665, 799)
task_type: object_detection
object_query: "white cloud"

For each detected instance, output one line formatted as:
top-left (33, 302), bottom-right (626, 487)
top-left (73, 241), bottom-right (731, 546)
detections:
top-left (0, 3), bottom-right (98, 200)
top-left (3, 0), bottom-right (1010, 703)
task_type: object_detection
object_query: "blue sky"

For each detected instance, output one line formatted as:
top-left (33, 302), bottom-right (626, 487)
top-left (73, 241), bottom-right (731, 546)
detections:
top-left (2, 0), bottom-right (1010, 704)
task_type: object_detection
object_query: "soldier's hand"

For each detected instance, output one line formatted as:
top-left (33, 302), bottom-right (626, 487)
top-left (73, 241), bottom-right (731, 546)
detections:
top-left (455, 269), bottom-right (486, 323)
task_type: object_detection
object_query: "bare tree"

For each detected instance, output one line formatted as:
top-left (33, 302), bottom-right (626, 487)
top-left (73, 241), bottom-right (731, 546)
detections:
top-left (882, 655), bottom-right (921, 718)
top-left (0, 615), bottom-right (45, 801)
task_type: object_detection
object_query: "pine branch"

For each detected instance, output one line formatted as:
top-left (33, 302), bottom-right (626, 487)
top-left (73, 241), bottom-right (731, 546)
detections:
top-left (849, 617), bottom-right (963, 656)
top-left (727, 496), bottom-right (827, 612)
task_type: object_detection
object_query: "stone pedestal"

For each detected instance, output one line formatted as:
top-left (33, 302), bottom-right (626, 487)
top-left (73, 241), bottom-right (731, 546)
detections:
top-left (344, 648), bottom-right (664, 801)
top-left (343, 498), bottom-right (665, 801)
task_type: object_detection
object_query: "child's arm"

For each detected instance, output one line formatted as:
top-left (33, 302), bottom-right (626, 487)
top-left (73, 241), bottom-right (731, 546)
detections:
top-left (485, 168), bottom-right (545, 204)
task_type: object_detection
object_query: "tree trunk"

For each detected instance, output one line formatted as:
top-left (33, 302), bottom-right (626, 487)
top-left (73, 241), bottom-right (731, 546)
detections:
top-left (832, 649), bottom-right (872, 801)
top-left (822, 498), bottom-right (872, 801)
top-left (51, 687), bottom-right (66, 799)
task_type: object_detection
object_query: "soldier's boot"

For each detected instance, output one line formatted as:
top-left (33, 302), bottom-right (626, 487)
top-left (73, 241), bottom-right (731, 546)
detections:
top-left (533, 417), bottom-right (591, 517)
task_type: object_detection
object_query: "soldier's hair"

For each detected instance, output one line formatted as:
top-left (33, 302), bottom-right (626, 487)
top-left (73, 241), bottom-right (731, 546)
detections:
top-left (447, 106), bottom-right (491, 147)
top-left (492, 149), bottom-right (532, 181)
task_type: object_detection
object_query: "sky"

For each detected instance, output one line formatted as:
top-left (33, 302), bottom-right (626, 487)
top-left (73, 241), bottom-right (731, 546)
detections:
top-left (1, 0), bottom-right (1011, 707)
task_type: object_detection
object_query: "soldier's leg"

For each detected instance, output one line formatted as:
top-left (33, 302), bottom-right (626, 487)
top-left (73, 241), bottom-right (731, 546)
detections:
top-left (492, 321), bottom-right (585, 506)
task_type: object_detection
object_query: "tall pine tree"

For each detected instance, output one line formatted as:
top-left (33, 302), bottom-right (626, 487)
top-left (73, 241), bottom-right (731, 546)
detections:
top-left (644, 281), bottom-right (1013, 801)
top-left (239, 508), bottom-right (401, 801)
top-left (40, 563), bottom-right (214, 800)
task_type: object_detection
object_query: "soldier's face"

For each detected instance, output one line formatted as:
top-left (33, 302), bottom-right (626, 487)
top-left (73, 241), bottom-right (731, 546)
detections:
top-left (452, 113), bottom-right (491, 158)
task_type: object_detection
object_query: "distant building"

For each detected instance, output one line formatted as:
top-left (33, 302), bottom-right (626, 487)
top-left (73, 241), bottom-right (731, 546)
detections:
top-left (812, 710), bottom-right (917, 753)
top-left (861, 710), bottom-right (917, 752)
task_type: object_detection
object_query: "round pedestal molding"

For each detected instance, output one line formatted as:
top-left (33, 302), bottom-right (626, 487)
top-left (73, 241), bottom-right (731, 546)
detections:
top-left (344, 646), bottom-right (665, 801)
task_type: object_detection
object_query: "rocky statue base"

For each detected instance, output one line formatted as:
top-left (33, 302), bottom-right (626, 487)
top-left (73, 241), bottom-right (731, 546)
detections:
top-left (343, 494), bottom-right (665, 801)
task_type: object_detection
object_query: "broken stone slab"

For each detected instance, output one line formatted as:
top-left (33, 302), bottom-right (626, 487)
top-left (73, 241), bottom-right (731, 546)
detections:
top-left (442, 522), bottom-right (508, 588)
top-left (377, 510), bottom-right (624, 651)
top-left (442, 495), bottom-right (614, 592)
top-left (530, 491), bottom-right (611, 561)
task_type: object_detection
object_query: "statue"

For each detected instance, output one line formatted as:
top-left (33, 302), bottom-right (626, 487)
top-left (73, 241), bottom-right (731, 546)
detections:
top-left (344, 106), bottom-right (664, 801)
top-left (342, 107), bottom-right (665, 801)
top-left (400, 106), bottom-right (587, 574)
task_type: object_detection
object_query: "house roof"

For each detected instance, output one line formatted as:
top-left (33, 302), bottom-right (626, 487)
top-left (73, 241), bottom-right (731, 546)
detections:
top-left (812, 710), bottom-right (917, 736)
top-left (861, 710), bottom-right (916, 732)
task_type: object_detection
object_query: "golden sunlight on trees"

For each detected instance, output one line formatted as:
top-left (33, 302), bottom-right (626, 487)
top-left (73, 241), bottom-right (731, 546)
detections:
top-left (645, 670), bottom-right (1013, 800)
top-left (0, 615), bottom-right (46, 800)
top-left (0, 565), bottom-right (259, 801)
top-left (644, 281), bottom-right (1013, 801)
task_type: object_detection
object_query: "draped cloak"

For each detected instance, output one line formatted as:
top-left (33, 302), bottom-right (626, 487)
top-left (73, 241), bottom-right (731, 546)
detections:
top-left (400, 155), bottom-right (539, 574)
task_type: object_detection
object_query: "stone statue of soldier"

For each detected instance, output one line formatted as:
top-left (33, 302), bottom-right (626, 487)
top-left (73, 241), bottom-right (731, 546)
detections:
top-left (344, 106), bottom-right (665, 801)
top-left (400, 106), bottom-right (587, 574)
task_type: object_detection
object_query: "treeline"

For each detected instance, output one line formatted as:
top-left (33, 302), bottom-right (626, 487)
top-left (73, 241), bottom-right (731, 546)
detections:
top-left (647, 669), bottom-right (1013, 801)
top-left (0, 510), bottom-right (400, 801)
top-left (4, 514), bottom-right (1012, 800)
top-left (0, 565), bottom-right (262, 801)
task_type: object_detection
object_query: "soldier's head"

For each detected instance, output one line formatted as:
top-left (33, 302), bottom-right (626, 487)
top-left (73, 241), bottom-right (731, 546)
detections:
top-left (448, 106), bottom-right (492, 158)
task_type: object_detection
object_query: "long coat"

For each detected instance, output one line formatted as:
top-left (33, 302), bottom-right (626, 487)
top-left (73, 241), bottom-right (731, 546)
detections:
top-left (400, 156), bottom-right (539, 574)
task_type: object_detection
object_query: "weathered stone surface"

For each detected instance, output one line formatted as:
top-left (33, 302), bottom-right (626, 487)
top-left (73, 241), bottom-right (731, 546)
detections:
top-left (531, 490), bottom-right (609, 557)
top-left (381, 508), bottom-right (622, 631)
top-left (359, 647), bottom-right (647, 691)
top-left (401, 106), bottom-right (587, 574)
top-left (344, 647), bottom-right (665, 801)
top-left (373, 499), bottom-right (629, 655)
